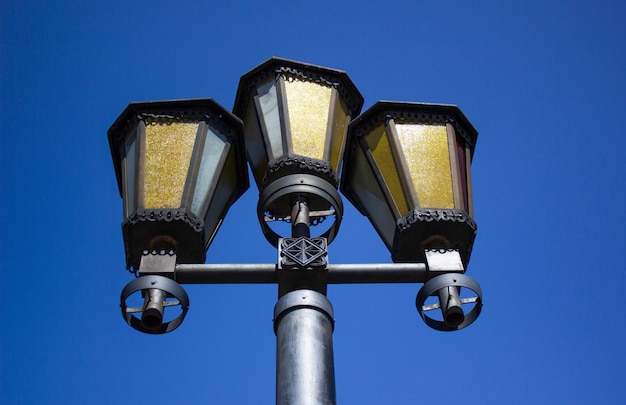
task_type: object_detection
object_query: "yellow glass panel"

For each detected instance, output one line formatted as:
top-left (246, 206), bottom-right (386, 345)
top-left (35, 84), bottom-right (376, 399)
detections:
top-left (284, 78), bottom-right (331, 160)
top-left (395, 123), bottom-right (454, 209)
top-left (364, 124), bottom-right (409, 216)
top-left (329, 95), bottom-right (349, 171)
top-left (144, 122), bottom-right (198, 208)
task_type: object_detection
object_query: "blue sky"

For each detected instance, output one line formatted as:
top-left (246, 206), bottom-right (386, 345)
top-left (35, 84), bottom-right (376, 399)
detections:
top-left (2, 1), bottom-right (625, 404)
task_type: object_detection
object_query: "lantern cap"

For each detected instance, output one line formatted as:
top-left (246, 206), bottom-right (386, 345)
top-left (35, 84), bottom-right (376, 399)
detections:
top-left (347, 100), bottom-right (478, 156)
top-left (341, 100), bottom-right (478, 216)
top-left (232, 56), bottom-right (364, 120)
top-left (108, 98), bottom-right (247, 198)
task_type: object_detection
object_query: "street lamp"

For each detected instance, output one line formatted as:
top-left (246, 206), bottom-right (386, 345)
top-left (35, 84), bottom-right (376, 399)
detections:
top-left (108, 59), bottom-right (484, 403)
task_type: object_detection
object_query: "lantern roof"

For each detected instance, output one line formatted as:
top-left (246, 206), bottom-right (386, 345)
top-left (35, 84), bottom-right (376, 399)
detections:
top-left (108, 98), bottom-right (247, 198)
top-left (232, 56), bottom-right (363, 120)
top-left (347, 101), bottom-right (478, 157)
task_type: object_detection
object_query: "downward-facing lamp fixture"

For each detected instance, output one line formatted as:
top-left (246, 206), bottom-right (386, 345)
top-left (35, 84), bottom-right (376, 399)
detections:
top-left (341, 101), bottom-right (478, 265)
top-left (233, 57), bottom-right (363, 247)
top-left (108, 99), bottom-right (248, 271)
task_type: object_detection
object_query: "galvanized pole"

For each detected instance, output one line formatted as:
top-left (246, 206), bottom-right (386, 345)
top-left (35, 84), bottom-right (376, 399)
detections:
top-left (274, 289), bottom-right (335, 405)
top-left (274, 196), bottom-right (337, 405)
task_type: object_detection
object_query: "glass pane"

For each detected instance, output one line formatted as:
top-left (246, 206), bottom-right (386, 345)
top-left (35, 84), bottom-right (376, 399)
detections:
top-left (329, 94), bottom-right (349, 171)
top-left (123, 129), bottom-right (137, 217)
top-left (284, 78), bottom-right (331, 160)
top-left (191, 125), bottom-right (228, 215)
top-left (396, 123), bottom-right (454, 209)
top-left (203, 150), bottom-right (239, 249)
top-left (348, 144), bottom-right (396, 249)
top-left (364, 124), bottom-right (409, 216)
top-left (244, 98), bottom-right (269, 188)
top-left (144, 122), bottom-right (198, 208)
top-left (256, 80), bottom-right (283, 160)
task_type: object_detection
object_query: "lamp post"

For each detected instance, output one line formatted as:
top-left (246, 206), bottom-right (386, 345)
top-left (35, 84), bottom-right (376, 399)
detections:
top-left (108, 58), bottom-right (483, 403)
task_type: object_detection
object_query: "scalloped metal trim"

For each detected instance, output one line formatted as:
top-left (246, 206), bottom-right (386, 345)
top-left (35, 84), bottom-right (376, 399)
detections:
top-left (397, 208), bottom-right (477, 231)
top-left (125, 209), bottom-right (205, 231)
top-left (122, 208), bottom-right (206, 271)
top-left (263, 154), bottom-right (338, 188)
top-left (393, 208), bottom-right (477, 265)
top-left (236, 63), bottom-right (363, 120)
top-left (110, 111), bottom-right (240, 146)
top-left (277, 66), bottom-right (362, 115)
top-left (352, 109), bottom-right (477, 152)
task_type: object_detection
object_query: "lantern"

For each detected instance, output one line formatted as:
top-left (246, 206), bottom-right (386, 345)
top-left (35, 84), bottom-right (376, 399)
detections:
top-left (108, 98), bottom-right (249, 270)
top-left (233, 57), bottom-right (363, 246)
top-left (341, 101), bottom-right (478, 265)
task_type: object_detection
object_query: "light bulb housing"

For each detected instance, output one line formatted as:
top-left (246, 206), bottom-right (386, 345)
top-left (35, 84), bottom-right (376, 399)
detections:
top-left (341, 101), bottom-right (478, 265)
top-left (108, 98), bottom-right (249, 270)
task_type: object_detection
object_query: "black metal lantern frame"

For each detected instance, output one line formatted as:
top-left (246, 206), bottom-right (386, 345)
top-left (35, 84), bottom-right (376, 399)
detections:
top-left (341, 101), bottom-right (478, 265)
top-left (108, 98), bottom-right (249, 271)
top-left (233, 57), bottom-right (364, 247)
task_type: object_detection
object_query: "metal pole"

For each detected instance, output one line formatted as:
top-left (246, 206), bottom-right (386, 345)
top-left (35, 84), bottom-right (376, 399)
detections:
top-left (290, 195), bottom-right (311, 238)
top-left (274, 290), bottom-right (336, 405)
top-left (173, 262), bottom-right (428, 284)
top-left (274, 195), bottom-right (336, 404)
top-left (141, 288), bottom-right (167, 330)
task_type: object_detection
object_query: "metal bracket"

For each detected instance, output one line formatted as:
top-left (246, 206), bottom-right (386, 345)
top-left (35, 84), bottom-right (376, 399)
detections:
top-left (424, 248), bottom-right (464, 276)
top-left (138, 250), bottom-right (177, 279)
top-left (277, 237), bottom-right (329, 296)
top-left (258, 174), bottom-right (343, 247)
top-left (278, 237), bottom-right (328, 270)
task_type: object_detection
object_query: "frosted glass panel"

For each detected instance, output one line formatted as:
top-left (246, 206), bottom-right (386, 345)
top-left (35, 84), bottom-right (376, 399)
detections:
top-left (364, 124), bottom-right (408, 216)
top-left (396, 124), bottom-right (454, 209)
top-left (244, 99), bottom-right (268, 187)
top-left (144, 122), bottom-right (198, 208)
top-left (349, 144), bottom-right (396, 249)
top-left (203, 150), bottom-right (238, 248)
top-left (256, 80), bottom-right (283, 159)
top-left (284, 79), bottom-right (331, 160)
top-left (123, 130), bottom-right (137, 216)
top-left (191, 126), bottom-right (228, 215)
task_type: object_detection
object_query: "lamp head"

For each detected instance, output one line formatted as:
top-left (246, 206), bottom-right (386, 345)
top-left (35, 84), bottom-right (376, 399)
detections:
top-left (108, 98), bottom-right (249, 270)
top-left (233, 57), bottom-right (363, 246)
top-left (341, 101), bottom-right (478, 265)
